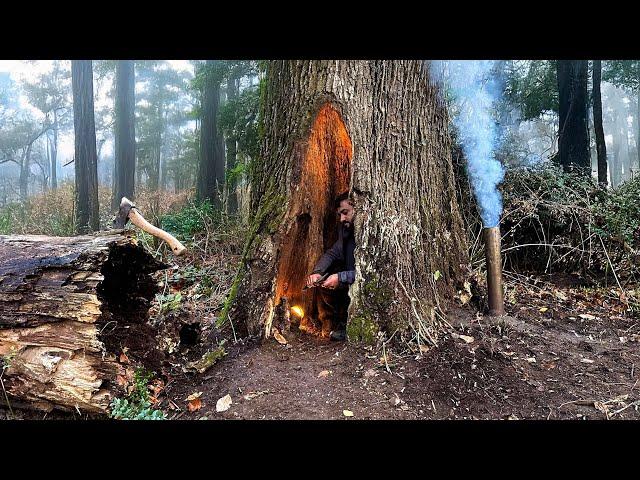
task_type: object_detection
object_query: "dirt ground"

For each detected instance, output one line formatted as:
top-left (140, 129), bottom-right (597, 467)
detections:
top-left (2, 272), bottom-right (639, 421)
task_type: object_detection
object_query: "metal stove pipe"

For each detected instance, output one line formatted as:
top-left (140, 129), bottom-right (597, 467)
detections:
top-left (483, 226), bottom-right (505, 316)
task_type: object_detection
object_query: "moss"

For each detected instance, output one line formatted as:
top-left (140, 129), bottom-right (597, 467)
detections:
top-left (185, 345), bottom-right (227, 374)
top-left (217, 263), bottom-right (245, 327)
top-left (361, 275), bottom-right (394, 311)
top-left (347, 313), bottom-right (379, 344)
top-left (217, 182), bottom-right (286, 328)
top-left (347, 275), bottom-right (393, 344)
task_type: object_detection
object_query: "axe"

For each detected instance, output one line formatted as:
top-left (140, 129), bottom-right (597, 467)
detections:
top-left (113, 197), bottom-right (186, 256)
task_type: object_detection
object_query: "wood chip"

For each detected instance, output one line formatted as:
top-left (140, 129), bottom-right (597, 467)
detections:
top-left (272, 327), bottom-right (288, 345)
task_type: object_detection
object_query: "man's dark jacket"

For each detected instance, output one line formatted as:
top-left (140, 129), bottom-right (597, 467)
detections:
top-left (312, 224), bottom-right (355, 288)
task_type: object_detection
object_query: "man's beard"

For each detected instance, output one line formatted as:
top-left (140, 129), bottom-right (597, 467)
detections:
top-left (342, 221), bottom-right (353, 231)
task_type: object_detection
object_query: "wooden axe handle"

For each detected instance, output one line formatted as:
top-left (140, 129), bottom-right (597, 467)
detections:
top-left (128, 208), bottom-right (186, 256)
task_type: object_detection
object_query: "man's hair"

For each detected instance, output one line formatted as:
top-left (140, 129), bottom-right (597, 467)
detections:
top-left (334, 191), bottom-right (353, 209)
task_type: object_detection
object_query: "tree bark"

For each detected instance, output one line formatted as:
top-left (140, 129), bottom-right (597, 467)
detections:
top-left (593, 60), bottom-right (608, 186)
top-left (19, 145), bottom-right (30, 202)
top-left (51, 109), bottom-right (58, 191)
top-left (0, 233), bottom-right (166, 414)
top-left (227, 60), bottom-right (468, 346)
top-left (196, 61), bottom-right (223, 207)
top-left (225, 72), bottom-right (239, 214)
top-left (72, 60), bottom-right (100, 233)
top-left (112, 60), bottom-right (136, 211)
top-left (557, 60), bottom-right (591, 173)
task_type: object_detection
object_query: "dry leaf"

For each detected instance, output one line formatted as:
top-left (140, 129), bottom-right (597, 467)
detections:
top-left (272, 327), bottom-right (288, 345)
top-left (581, 358), bottom-right (595, 364)
top-left (185, 391), bottom-right (203, 401)
top-left (187, 398), bottom-right (202, 412)
top-left (119, 351), bottom-right (130, 364)
top-left (149, 379), bottom-right (165, 396)
top-left (243, 390), bottom-right (269, 401)
top-left (525, 357), bottom-right (537, 363)
top-left (554, 291), bottom-right (568, 301)
top-left (450, 332), bottom-right (474, 343)
top-left (579, 314), bottom-right (596, 320)
top-left (458, 292), bottom-right (472, 305)
top-left (419, 345), bottom-right (430, 354)
top-left (539, 307), bottom-right (548, 313)
top-left (343, 410), bottom-right (354, 417)
top-left (216, 394), bottom-right (232, 412)
top-left (318, 370), bottom-right (331, 378)
top-left (116, 374), bottom-right (128, 387)
top-left (593, 401), bottom-right (609, 416)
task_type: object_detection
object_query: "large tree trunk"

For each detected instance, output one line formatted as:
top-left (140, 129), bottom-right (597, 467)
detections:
top-left (593, 60), bottom-right (608, 186)
top-left (557, 60), bottom-right (591, 173)
top-left (72, 60), bottom-right (100, 233)
top-left (51, 110), bottom-right (58, 191)
top-left (0, 233), bottom-right (166, 414)
top-left (196, 61), bottom-right (223, 207)
top-left (112, 60), bottom-right (136, 211)
top-left (226, 60), bottom-right (468, 346)
top-left (19, 146), bottom-right (30, 202)
top-left (225, 72), bottom-right (239, 214)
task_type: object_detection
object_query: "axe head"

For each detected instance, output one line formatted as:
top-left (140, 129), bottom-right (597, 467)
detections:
top-left (113, 197), bottom-right (136, 229)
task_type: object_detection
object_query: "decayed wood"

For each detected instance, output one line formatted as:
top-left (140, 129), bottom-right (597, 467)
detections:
top-left (0, 233), bottom-right (165, 414)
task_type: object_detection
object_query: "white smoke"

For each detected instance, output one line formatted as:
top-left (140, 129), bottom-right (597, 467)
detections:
top-left (432, 60), bottom-right (505, 228)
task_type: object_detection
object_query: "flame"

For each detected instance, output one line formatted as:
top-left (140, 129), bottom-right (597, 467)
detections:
top-left (291, 305), bottom-right (305, 318)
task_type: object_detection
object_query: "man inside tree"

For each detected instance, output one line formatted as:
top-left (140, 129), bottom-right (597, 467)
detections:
top-left (305, 191), bottom-right (355, 341)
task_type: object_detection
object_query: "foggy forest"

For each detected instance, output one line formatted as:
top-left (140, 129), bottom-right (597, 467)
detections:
top-left (1, 60), bottom-right (639, 421)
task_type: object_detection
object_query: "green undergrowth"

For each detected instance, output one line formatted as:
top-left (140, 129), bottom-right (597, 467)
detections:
top-left (109, 368), bottom-right (166, 421)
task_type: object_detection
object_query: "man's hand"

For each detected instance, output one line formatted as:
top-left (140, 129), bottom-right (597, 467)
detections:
top-left (306, 273), bottom-right (322, 288)
top-left (321, 273), bottom-right (340, 290)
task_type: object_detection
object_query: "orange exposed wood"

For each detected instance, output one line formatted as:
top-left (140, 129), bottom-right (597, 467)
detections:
top-left (273, 103), bottom-right (352, 334)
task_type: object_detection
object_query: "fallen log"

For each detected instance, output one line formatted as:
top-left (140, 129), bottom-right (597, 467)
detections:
top-left (0, 232), bottom-right (167, 414)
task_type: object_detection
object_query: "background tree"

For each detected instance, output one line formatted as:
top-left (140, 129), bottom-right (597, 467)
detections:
top-left (195, 60), bottom-right (226, 206)
top-left (603, 60), bottom-right (640, 171)
top-left (557, 60), bottom-right (590, 173)
top-left (227, 60), bottom-right (468, 345)
top-left (0, 114), bottom-right (50, 201)
top-left (593, 60), bottom-right (608, 185)
top-left (136, 61), bottom-right (190, 192)
top-left (112, 60), bottom-right (136, 210)
top-left (21, 61), bottom-right (71, 191)
top-left (71, 60), bottom-right (99, 233)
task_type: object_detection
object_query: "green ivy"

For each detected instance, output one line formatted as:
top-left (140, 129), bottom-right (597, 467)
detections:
top-left (109, 368), bottom-right (166, 421)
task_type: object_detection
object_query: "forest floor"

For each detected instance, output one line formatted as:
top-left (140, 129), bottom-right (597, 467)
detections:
top-left (4, 267), bottom-right (638, 421)
top-left (155, 271), bottom-right (640, 420)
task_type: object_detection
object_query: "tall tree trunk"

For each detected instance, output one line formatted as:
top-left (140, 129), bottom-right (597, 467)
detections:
top-left (51, 110), bottom-right (58, 190)
top-left (593, 60), bottom-right (608, 186)
top-left (112, 60), bottom-right (136, 211)
top-left (637, 65), bottom-right (640, 172)
top-left (196, 61), bottom-right (223, 207)
top-left (225, 60), bottom-right (468, 346)
top-left (72, 60), bottom-right (100, 234)
top-left (557, 60), bottom-right (590, 173)
top-left (159, 110), bottom-right (168, 191)
top-left (225, 72), bottom-right (239, 214)
top-left (19, 147), bottom-right (30, 202)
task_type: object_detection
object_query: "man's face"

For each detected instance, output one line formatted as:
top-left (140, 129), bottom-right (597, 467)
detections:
top-left (338, 199), bottom-right (355, 230)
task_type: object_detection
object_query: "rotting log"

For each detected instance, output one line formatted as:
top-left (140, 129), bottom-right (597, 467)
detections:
top-left (0, 233), bottom-right (166, 414)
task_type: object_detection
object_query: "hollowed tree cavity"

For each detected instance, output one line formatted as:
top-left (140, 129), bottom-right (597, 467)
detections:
top-left (274, 103), bottom-right (352, 331)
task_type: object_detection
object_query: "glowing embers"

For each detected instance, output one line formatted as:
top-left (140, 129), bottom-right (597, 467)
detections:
top-left (291, 305), bottom-right (305, 318)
